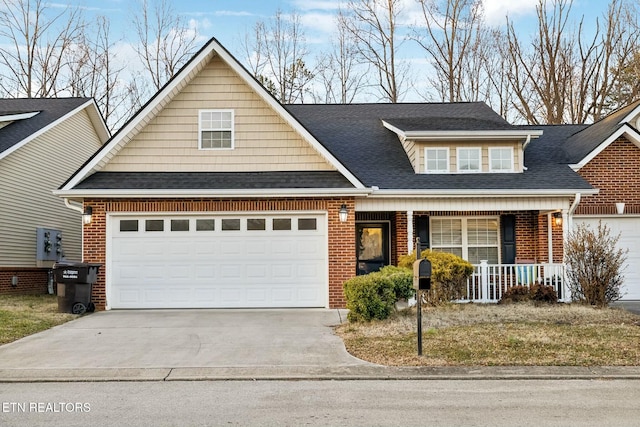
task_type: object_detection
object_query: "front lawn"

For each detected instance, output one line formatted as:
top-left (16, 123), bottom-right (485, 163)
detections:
top-left (0, 294), bottom-right (76, 345)
top-left (335, 303), bottom-right (640, 366)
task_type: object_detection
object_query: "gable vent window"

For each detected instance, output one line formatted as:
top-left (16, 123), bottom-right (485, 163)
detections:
top-left (199, 110), bottom-right (234, 149)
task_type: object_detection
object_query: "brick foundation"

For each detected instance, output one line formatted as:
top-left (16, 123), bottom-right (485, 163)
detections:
top-left (0, 268), bottom-right (52, 295)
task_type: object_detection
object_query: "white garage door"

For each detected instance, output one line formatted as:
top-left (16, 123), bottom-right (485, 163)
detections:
top-left (574, 216), bottom-right (640, 300)
top-left (108, 213), bottom-right (327, 308)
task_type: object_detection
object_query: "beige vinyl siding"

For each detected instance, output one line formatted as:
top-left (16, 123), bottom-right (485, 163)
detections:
top-left (0, 109), bottom-right (103, 267)
top-left (415, 141), bottom-right (522, 173)
top-left (103, 55), bottom-right (334, 172)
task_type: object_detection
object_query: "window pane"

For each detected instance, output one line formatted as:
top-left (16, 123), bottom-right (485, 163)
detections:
top-left (459, 148), bottom-right (480, 171)
top-left (119, 220), bottom-right (138, 232)
top-left (247, 219), bottom-right (266, 231)
top-left (273, 218), bottom-right (291, 230)
top-left (201, 131), bottom-right (231, 149)
top-left (468, 247), bottom-right (499, 264)
top-left (221, 219), bottom-right (240, 231)
top-left (298, 218), bottom-right (317, 230)
top-left (145, 219), bottom-right (164, 232)
top-left (432, 247), bottom-right (463, 258)
top-left (425, 148), bottom-right (448, 172)
top-left (490, 148), bottom-right (512, 171)
top-left (431, 218), bottom-right (462, 245)
top-left (196, 219), bottom-right (215, 231)
top-left (467, 219), bottom-right (498, 245)
top-left (171, 219), bottom-right (189, 232)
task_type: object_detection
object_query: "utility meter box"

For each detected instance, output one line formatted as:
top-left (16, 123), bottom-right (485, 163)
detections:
top-left (413, 259), bottom-right (432, 290)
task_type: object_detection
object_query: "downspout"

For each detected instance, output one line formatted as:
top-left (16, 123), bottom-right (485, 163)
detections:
top-left (64, 198), bottom-right (85, 261)
top-left (64, 198), bottom-right (83, 213)
top-left (567, 193), bottom-right (581, 232)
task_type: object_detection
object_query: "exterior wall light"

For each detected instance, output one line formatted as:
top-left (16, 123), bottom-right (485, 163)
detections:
top-left (82, 206), bottom-right (93, 225)
top-left (339, 204), bottom-right (349, 222)
top-left (553, 211), bottom-right (562, 227)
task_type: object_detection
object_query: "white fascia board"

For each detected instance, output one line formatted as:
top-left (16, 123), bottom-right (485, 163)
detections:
top-left (0, 111), bottom-right (39, 122)
top-left (85, 99), bottom-right (111, 143)
top-left (402, 130), bottom-right (543, 141)
top-left (381, 120), bottom-right (406, 140)
top-left (570, 125), bottom-right (640, 171)
top-left (367, 188), bottom-right (598, 198)
top-left (0, 100), bottom-right (102, 162)
top-left (54, 188), bottom-right (373, 199)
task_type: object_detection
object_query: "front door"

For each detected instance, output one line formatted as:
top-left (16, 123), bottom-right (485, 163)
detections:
top-left (356, 222), bottom-right (390, 275)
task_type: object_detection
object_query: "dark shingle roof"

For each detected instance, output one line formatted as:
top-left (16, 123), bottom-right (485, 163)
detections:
top-left (74, 171), bottom-right (355, 190)
top-left (286, 102), bottom-right (593, 191)
top-left (562, 100), bottom-right (640, 163)
top-left (0, 98), bottom-right (91, 155)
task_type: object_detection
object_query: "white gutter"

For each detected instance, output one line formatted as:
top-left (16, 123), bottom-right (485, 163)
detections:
top-left (64, 198), bottom-right (83, 213)
top-left (54, 188), bottom-right (374, 199)
top-left (366, 188), bottom-right (598, 198)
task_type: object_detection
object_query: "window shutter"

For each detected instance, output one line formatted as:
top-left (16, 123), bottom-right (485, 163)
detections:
top-left (501, 214), bottom-right (516, 264)
top-left (416, 216), bottom-right (430, 253)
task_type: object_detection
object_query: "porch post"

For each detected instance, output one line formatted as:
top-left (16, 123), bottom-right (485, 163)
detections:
top-left (480, 260), bottom-right (489, 303)
top-left (407, 210), bottom-right (414, 254)
top-left (547, 213), bottom-right (553, 263)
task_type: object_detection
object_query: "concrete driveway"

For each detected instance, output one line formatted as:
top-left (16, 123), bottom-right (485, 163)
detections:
top-left (0, 309), bottom-right (374, 381)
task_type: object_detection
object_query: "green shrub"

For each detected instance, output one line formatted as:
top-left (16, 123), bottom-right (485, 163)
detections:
top-left (343, 273), bottom-right (396, 322)
top-left (377, 265), bottom-right (414, 301)
top-left (399, 250), bottom-right (474, 305)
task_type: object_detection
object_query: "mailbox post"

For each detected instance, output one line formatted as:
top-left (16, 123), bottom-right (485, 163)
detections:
top-left (413, 238), bottom-right (432, 356)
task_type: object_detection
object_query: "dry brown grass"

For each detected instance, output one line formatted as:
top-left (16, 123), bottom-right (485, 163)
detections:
top-left (335, 303), bottom-right (640, 366)
top-left (0, 295), bottom-right (76, 345)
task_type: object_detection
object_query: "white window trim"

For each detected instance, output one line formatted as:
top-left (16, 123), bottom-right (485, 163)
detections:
top-left (423, 147), bottom-right (450, 173)
top-left (198, 109), bottom-right (234, 150)
top-left (430, 216), bottom-right (501, 264)
top-left (456, 147), bottom-right (482, 173)
top-left (489, 146), bottom-right (514, 172)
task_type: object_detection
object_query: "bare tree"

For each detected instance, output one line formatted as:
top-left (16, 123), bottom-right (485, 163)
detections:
top-left (315, 9), bottom-right (369, 103)
top-left (412, 0), bottom-right (489, 103)
top-left (0, 0), bottom-right (84, 97)
top-left (343, 0), bottom-right (409, 103)
top-left (242, 9), bottom-right (315, 104)
top-left (133, 0), bottom-right (199, 92)
top-left (67, 16), bottom-right (136, 130)
top-left (502, 0), bottom-right (640, 124)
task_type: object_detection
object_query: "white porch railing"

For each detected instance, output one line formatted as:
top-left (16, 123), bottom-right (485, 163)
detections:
top-left (463, 262), bottom-right (568, 303)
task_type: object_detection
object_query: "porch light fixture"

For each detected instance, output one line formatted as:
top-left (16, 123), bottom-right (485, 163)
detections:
top-left (82, 206), bottom-right (93, 225)
top-left (339, 204), bottom-right (349, 223)
top-left (553, 212), bottom-right (562, 227)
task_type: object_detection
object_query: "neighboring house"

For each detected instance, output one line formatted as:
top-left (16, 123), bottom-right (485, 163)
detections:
top-left (55, 37), bottom-right (638, 310)
top-left (0, 98), bottom-right (109, 295)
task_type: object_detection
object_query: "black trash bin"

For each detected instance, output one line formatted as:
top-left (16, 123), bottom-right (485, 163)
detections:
top-left (53, 262), bottom-right (101, 314)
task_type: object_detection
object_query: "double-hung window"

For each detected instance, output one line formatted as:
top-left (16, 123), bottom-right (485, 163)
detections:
top-left (457, 147), bottom-right (481, 172)
top-left (430, 217), bottom-right (499, 264)
top-left (424, 148), bottom-right (449, 173)
top-left (489, 147), bottom-right (514, 172)
top-left (199, 110), bottom-right (234, 149)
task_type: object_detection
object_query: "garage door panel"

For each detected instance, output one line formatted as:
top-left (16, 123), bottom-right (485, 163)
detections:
top-left (575, 217), bottom-right (640, 300)
top-left (109, 214), bottom-right (328, 308)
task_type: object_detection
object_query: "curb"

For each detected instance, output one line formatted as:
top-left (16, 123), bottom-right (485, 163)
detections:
top-left (2, 365), bottom-right (640, 383)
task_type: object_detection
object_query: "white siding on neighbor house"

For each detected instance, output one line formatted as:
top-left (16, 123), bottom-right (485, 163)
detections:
top-left (0, 109), bottom-right (103, 267)
top-left (103, 55), bottom-right (334, 173)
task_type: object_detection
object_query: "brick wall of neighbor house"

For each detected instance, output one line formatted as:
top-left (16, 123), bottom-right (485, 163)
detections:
top-left (82, 198), bottom-right (356, 310)
top-left (576, 136), bottom-right (640, 215)
top-left (0, 268), bottom-right (50, 295)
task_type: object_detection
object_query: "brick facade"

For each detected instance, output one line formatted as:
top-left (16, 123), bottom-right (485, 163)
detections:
top-left (0, 268), bottom-right (51, 295)
top-left (83, 197), bottom-right (355, 310)
top-left (576, 136), bottom-right (640, 215)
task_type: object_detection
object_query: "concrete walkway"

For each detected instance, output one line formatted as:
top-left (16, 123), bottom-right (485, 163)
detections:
top-left (0, 308), bottom-right (639, 382)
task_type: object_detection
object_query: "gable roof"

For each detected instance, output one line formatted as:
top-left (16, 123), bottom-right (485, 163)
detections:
top-left (563, 100), bottom-right (640, 167)
top-left (287, 103), bottom-right (593, 194)
top-left (0, 98), bottom-right (109, 161)
top-left (60, 37), bottom-right (365, 193)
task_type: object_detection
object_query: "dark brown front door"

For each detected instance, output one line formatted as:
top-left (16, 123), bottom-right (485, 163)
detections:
top-left (356, 222), bottom-right (390, 275)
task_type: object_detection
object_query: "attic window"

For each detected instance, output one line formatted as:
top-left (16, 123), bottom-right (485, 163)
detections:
top-left (424, 148), bottom-right (449, 173)
top-left (199, 110), bottom-right (234, 149)
top-left (457, 147), bottom-right (481, 172)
